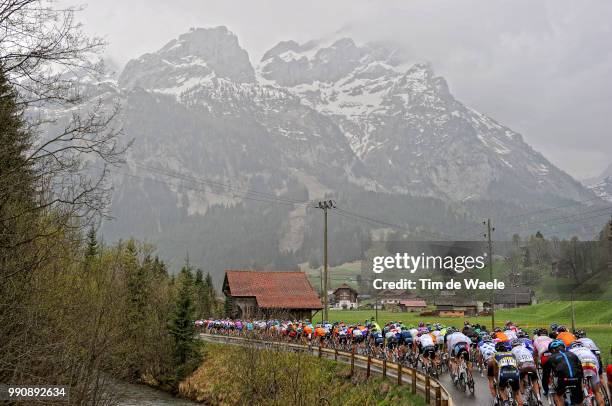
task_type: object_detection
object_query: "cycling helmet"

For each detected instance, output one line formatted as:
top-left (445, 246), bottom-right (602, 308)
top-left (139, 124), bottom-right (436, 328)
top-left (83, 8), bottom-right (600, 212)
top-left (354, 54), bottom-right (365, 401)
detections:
top-left (557, 325), bottom-right (567, 333)
top-left (510, 339), bottom-right (521, 347)
top-left (495, 341), bottom-right (509, 352)
top-left (548, 339), bottom-right (565, 352)
top-left (494, 327), bottom-right (502, 333)
top-left (538, 328), bottom-right (548, 336)
top-left (482, 334), bottom-right (492, 342)
top-left (550, 323), bottom-right (558, 331)
top-left (517, 331), bottom-right (527, 339)
top-left (568, 341), bottom-right (583, 350)
top-left (574, 330), bottom-right (586, 339)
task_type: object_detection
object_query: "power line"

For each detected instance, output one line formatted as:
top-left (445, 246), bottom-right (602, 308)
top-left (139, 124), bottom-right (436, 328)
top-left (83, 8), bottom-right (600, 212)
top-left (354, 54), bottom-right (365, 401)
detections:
top-left (491, 196), bottom-right (604, 224)
top-left (454, 197), bottom-right (606, 238)
top-left (498, 204), bottom-right (612, 231)
top-left (101, 163), bottom-right (314, 208)
top-left (504, 209), bottom-right (612, 236)
top-left (335, 207), bottom-right (464, 240)
top-left (129, 161), bottom-right (312, 206)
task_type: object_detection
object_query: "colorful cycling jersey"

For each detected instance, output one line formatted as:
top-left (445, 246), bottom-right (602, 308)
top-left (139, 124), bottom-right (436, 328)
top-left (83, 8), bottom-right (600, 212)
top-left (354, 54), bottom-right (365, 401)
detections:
top-left (352, 328), bottom-right (363, 337)
top-left (385, 331), bottom-right (396, 340)
top-left (447, 332), bottom-right (470, 349)
top-left (511, 345), bottom-right (535, 365)
top-left (519, 338), bottom-right (534, 353)
top-left (533, 335), bottom-right (552, 357)
top-left (432, 330), bottom-right (444, 344)
top-left (418, 333), bottom-right (435, 347)
top-left (557, 331), bottom-right (576, 347)
top-left (504, 329), bottom-right (517, 341)
top-left (494, 352), bottom-right (518, 369)
top-left (570, 347), bottom-right (599, 370)
top-left (478, 341), bottom-right (497, 361)
top-left (577, 337), bottom-right (600, 352)
top-left (494, 332), bottom-right (509, 342)
top-left (409, 328), bottom-right (419, 337)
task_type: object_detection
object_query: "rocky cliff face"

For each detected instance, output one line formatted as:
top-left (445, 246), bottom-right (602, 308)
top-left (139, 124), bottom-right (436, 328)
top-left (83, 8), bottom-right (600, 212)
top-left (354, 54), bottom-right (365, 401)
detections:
top-left (259, 37), bottom-right (593, 204)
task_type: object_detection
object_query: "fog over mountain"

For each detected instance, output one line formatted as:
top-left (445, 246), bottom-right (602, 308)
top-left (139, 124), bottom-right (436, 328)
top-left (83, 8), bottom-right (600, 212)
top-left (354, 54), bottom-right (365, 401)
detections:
top-left (60, 0), bottom-right (612, 181)
top-left (39, 26), bottom-right (608, 278)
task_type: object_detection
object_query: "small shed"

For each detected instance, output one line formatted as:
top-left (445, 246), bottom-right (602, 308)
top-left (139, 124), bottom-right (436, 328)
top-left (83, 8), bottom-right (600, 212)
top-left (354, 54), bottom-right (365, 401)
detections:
top-left (493, 288), bottom-right (536, 309)
top-left (398, 299), bottom-right (428, 312)
top-left (434, 297), bottom-right (482, 316)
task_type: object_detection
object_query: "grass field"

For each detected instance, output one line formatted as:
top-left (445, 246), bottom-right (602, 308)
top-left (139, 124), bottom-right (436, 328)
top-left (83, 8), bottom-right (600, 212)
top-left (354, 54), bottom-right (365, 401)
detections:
top-left (323, 301), bottom-right (612, 362)
top-left (300, 261), bottom-right (362, 290)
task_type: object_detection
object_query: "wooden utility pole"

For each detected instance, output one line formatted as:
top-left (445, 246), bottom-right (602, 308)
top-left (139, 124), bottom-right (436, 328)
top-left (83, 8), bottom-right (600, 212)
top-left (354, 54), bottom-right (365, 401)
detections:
top-left (317, 200), bottom-right (335, 321)
top-left (484, 219), bottom-right (495, 329)
top-left (608, 215), bottom-right (612, 272)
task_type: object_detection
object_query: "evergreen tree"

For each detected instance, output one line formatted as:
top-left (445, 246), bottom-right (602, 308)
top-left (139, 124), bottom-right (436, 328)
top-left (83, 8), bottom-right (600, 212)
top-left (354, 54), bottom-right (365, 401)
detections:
top-left (169, 266), bottom-right (197, 375)
top-left (85, 225), bottom-right (99, 261)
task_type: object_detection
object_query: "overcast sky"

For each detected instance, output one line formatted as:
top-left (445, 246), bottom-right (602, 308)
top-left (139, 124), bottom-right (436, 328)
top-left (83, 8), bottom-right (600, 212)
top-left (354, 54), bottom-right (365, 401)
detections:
top-left (65, 0), bottom-right (612, 180)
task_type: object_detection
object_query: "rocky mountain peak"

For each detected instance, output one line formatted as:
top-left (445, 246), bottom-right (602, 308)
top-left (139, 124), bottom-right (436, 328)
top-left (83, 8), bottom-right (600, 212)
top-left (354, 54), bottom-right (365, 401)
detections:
top-left (118, 26), bottom-right (255, 90)
top-left (258, 37), bottom-right (402, 87)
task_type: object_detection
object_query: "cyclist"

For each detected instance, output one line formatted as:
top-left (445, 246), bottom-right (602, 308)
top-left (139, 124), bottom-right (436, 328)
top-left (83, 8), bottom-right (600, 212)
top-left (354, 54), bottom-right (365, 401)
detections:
top-left (568, 341), bottom-right (604, 405)
top-left (490, 341), bottom-right (522, 406)
top-left (493, 327), bottom-right (509, 342)
top-left (432, 326), bottom-right (444, 351)
top-left (516, 331), bottom-right (534, 353)
top-left (555, 326), bottom-right (576, 347)
top-left (400, 326), bottom-right (413, 347)
top-left (478, 334), bottom-right (496, 377)
top-left (549, 323), bottom-right (559, 339)
top-left (446, 328), bottom-right (472, 383)
top-left (532, 328), bottom-right (552, 369)
top-left (511, 339), bottom-right (541, 404)
top-left (504, 325), bottom-right (518, 341)
top-left (542, 339), bottom-right (584, 406)
top-left (574, 329), bottom-right (603, 375)
top-left (416, 330), bottom-right (437, 372)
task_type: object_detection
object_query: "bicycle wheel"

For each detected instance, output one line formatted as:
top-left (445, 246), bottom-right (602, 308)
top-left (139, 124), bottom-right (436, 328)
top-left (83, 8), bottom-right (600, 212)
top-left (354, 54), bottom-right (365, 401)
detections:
top-left (467, 374), bottom-right (475, 395)
top-left (458, 372), bottom-right (466, 392)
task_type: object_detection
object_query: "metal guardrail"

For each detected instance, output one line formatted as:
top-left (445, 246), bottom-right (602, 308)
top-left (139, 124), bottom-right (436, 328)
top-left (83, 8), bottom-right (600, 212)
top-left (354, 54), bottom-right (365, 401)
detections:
top-left (200, 333), bottom-right (453, 406)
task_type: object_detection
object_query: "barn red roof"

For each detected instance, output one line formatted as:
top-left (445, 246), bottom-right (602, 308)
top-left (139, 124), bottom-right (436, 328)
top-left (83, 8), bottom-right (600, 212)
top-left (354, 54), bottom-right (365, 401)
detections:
top-left (224, 270), bottom-right (323, 309)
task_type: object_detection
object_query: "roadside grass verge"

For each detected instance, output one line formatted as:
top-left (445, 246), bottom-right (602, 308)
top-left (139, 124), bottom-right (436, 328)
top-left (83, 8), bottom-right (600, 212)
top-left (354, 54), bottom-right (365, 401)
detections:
top-left (179, 343), bottom-right (426, 405)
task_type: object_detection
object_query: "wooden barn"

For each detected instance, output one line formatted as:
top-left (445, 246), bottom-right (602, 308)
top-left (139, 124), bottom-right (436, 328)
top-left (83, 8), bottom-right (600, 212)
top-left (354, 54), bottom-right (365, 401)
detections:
top-left (222, 270), bottom-right (323, 319)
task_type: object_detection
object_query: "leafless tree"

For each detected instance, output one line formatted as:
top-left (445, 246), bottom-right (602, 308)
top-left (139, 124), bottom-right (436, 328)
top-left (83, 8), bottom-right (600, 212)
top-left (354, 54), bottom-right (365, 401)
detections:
top-left (0, 0), bottom-right (127, 255)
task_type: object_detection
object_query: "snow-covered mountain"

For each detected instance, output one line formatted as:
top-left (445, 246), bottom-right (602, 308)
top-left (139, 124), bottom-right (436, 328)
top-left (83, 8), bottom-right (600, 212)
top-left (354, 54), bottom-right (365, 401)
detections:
top-left (589, 177), bottom-right (612, 202)
top-left (584, 163), bottom-right (612, 202)
top-left (40, 26), bottom-right (605, 275)
top-left (259, 37), bottom-right (593, 203)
